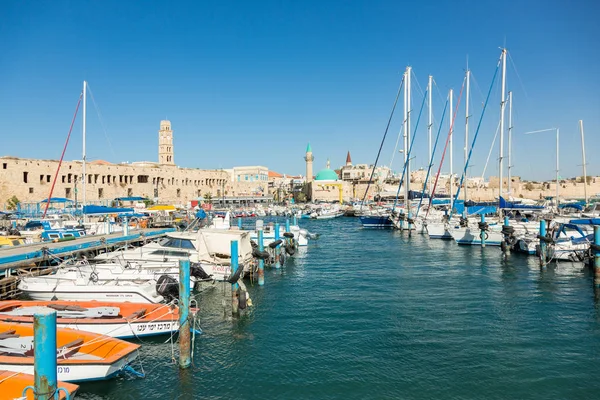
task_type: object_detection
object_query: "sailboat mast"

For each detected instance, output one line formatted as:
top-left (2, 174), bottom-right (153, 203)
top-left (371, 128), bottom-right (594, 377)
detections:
top-left (556, 128), bottom-right (560, 207)
top-left (464, 69), bottom-right (470, 204)
top-left (403, 68), bottom-right (408, 208)
top-left (579, 120), bottom-right (588, 204)
top-left (507, 91), bottom-right (513, 196)
top-left (499, 48), bottom-right (507, 202)
top-left (427, 75), bottom-right (433, 197)
top-left (82, 80), bottom-right (87, 217)
top-left (449, 88), bottom-right (453, 210)
top-left (406, 66), bottom-right (412, 207)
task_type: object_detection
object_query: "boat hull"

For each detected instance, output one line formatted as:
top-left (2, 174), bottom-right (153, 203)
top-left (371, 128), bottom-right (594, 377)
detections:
top-left (359, 216), bottom-right (393, 229)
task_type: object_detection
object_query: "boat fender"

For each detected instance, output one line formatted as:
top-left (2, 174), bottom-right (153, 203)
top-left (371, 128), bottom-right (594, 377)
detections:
top-left (156, 275), bottom-right (179, 302)
top-left (252, 248), bottom-right (270, 260)
top-left (590, 243), bottom-right (600, 252)
top-left (501, 225), bottom-right (515, 235)
top-left (283, 232), bottom-right (294, 238)
top-left (478, 222), bottom-right (489, 231)
top-left (250, 240), bottom-right (258, 248)
top-left (268, 240), bottom-right (283, 249)
top-left (285, 244), bottom-right (296, 256)
top-left (238, 289), bottom-right (247, 310)
top-left (227, 262), bottom-right (244, 284)
top-left (279, 253), bottom-right (285, 265)
top-left (190, 263), bottom-right (212, 280)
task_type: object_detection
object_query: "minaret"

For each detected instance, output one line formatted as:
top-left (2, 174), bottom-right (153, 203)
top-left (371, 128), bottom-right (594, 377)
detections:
top-left (158, 120), bottom-right (174, 165)
top-left (304, 143), bottom-right (314, 183)
top-left (345, 151), bottom-right (352, 166)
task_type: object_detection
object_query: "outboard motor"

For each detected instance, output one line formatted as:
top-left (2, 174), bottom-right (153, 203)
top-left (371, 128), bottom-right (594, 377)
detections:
top-left (156, 275), bottom-right (179, 302)
top-left (190, 263), bottom-right (212, 280)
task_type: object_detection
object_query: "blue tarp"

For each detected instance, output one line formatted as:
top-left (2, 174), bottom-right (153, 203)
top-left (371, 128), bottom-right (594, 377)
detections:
top-left (83, 205), bottom-right (134, 215)
top-left (558, 202), bottom-right (584, 211)
top-left (499, 196), bottom-right (544, 210)
top-left (114, 197), bottom-right (147, 201)
top-left (39, 197), bottom-right (74, 203)
top-left (569, 218), bottom-right (600, 226)
top-left (453, 203), bottom-right (497, 216)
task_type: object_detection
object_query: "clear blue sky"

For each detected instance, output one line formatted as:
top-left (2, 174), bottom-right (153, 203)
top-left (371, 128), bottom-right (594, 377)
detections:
top-left (1, 0), bottom-right (598, 182)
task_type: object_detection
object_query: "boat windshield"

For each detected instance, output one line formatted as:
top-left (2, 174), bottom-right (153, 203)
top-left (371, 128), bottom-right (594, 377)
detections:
top-left (161, 238), bottom-right (196, 250)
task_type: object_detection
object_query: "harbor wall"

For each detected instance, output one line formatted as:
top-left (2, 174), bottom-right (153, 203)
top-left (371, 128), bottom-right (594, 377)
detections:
top-left (0, 156), bottom-right (268, 207)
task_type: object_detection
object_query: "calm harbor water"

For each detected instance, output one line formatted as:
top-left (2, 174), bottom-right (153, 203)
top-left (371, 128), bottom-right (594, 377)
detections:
top-left (78, 217), bottom-right (600, 399)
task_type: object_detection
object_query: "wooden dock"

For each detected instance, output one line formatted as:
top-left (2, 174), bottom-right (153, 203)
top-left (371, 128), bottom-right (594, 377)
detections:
top-left (0, 228), bottom-right (175, 270)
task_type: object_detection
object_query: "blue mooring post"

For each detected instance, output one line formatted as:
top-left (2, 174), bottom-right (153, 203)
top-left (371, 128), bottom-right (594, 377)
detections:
top-left (293, 215), bottom-right (297, 226)
top-left (539, 219), bottom-right (547, 267)
top-left (285, 218), bottom-right (290, 233)
top-left (503, 216), bottom-right (510, 255)
top-left (258, 229), bottom-right (265, 286)
top-left (480, 214), bottom-right (486, 248)
top-left (231, 240), bottom-right (240, 316)
top-left (274, 222), bottom-right (281, 269)
top-left (178, 259), bottom-right (191, 369)
top-left (593, 225), bottom-right (600, 286)
top-left (238, 217), bottom-right (242, 230)
top-left (408, 212), bottom-right (413, 237)
top-left (34, 308), bottom-right (57, 399)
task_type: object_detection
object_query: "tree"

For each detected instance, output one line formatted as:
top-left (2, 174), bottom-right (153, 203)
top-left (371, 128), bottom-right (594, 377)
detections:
top-left (203, 192), bottom-right (213, 205)
top-left (7, 196), bottom-right (20, 210)
top-left (586, 176), bottom-right (592, 185)
top-left (525, 182), bottom-right (534, 191)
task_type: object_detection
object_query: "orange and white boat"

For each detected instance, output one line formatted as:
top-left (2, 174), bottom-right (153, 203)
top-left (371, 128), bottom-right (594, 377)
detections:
top-left (0, 370), bottom-right (78, 399)
top-left (0, 300), bottom-right (180, 339)
top-left (0, 321), bottom-right (140, 382)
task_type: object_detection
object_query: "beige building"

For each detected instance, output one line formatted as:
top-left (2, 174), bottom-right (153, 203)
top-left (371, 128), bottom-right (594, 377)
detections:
top-left (0, 120), bottom-right (271, 208)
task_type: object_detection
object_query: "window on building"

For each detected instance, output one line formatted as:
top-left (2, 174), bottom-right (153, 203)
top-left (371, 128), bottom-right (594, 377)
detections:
top-left (68, 174), bottom-right (72, 183)
top-left (102, 176), bottom-right (105, 184)
top-left (137, 175), bottom-right (149, 183)
top-left (65, 188), bottom-right (72, 199)
top-left (177, 188), bottom-right (181, 197)
top-left (98, 188), bottom-right (104, 198)
top-left (29, 187), bottom-right (34, 194)
top-left (2, 163), bottom-right (6, 169)
top-left (23, 171), bottom-right (28, 183)
top-left (46, 175), bottom-right (51, 183)
top-left (88, 175), bottom-right (92, 184)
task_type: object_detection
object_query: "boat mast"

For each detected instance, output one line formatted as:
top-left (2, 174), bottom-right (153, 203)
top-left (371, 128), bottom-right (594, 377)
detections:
top-left (507, 91), bottom-right (513, 196)
top-left (406, 66), bottom-right (412, 209)
top-left (464, 69), bottom-right (470, 205)
top-left (556, 128), bottom-right (560, 207)
top-left (403, 68), bottom-right (408, 208)
top-left (82, 80), bottom-right (87, 220)
top-left (499, 48), bottom-right (507, 203)
top-left (449, 88), bottom-right (453, 210)
top-left (428, 75), bottom-right (433, 196)
top-left (579, 120), bottom-right (588, 205)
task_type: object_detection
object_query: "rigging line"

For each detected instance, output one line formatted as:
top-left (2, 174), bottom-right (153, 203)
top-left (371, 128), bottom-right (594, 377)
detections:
top-left (388, 124), bottom-right (404, 172)
top-left (411, 69), bottom-right (425, 98)
top-left (481, 119), bottom-right (502, 183)
top-left (392, 88), bottom-right (428, 211)
top-left (43, 93), bottom-right (83, 218)
top-left (87, 83), bottom-right (118, 161)
top-left (449, 53), bottom-right (503, 219)
top-left (507, 50), bottom-right (529, 100)
top-left (468, 71), bottom-right (487, 108)
top-left (415, 99), bottom-right (448, 219)
top-left (360, 75), bottom-right (405, 208)
top-left (425, 75), bottom-right (467, 219)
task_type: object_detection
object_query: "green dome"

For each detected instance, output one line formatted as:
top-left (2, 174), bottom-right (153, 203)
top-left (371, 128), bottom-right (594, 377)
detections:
top-left (315, 168), bottom-right (338, 181)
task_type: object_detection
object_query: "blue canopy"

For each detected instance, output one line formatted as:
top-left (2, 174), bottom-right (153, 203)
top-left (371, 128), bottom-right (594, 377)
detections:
top-left (83, 205), bottom-right (134, 215)
top-left (558, 202), bottom-right (584, 211)
top-left (499, 196), bottom-right (544, 210)
top-left (569, 218), bottom-right (600, 226)
top-left (39, 197), bottom-right (74, 203)
top-left (114, 197), bottom-right (147, 202)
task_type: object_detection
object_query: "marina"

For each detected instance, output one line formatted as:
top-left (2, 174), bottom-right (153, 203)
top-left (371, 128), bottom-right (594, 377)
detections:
top-left (1, 1), bottom-right (599, 398)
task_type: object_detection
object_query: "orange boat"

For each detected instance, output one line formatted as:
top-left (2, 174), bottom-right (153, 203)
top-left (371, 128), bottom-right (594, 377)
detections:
top-left (0, 370), bottom-right (78, 399)
top-left (0, 300), bottom-right (181, 339)
top-left (0, 321), bottom-right (140, 382)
